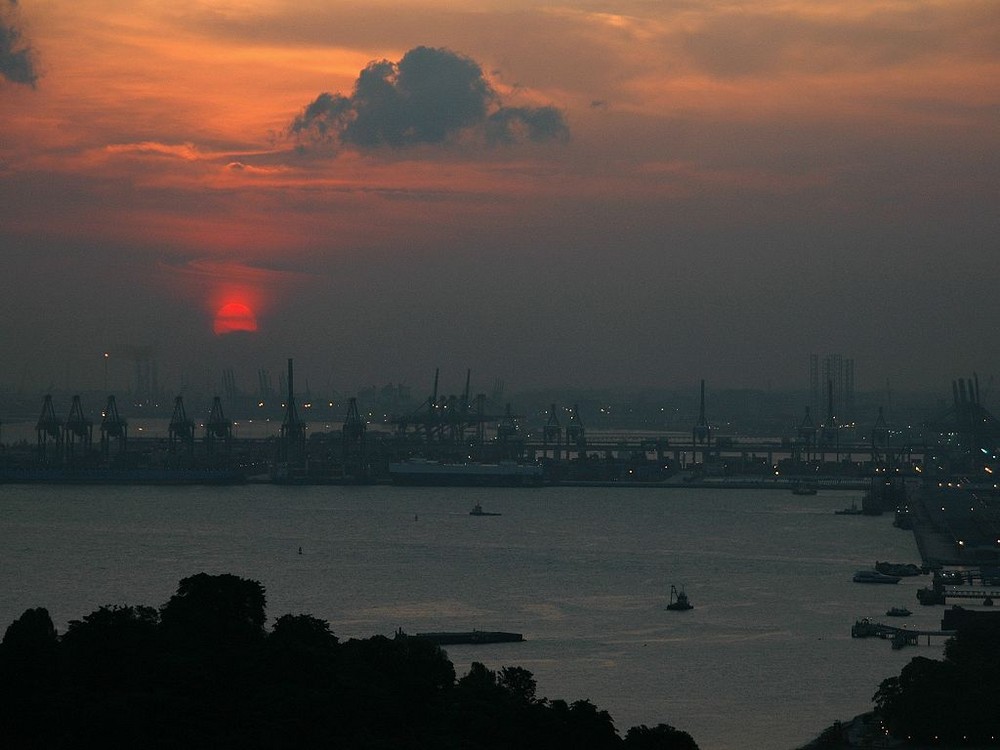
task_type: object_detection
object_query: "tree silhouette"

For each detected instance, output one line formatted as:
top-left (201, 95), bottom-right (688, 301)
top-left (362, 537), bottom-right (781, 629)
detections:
top-left (623, 723), bottom-right (701, 750)
top-left (498, 665), bottom-right (538, 704)
top-left (873, 620), bottom-right (1000, 744)
top-left (0, 607), bottom-right (59, 746)
top-left (159, 572), bottom-right (266, 651)
top-left (270, 613), bottom-right (338, 652)
top-left (59, 605), bottom-right (166, 745)
top-left (61, 604), bottom-right (161, 685)
top-left (0, 574), bottom-right (703, 749)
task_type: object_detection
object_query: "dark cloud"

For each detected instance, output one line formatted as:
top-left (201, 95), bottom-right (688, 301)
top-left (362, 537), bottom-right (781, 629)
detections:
top-left (290, 46), bottom-right (568, 150)
top-left (1, 0), bottom-right (37, 87)
top-left (486, 106), bottom-right (569, 145)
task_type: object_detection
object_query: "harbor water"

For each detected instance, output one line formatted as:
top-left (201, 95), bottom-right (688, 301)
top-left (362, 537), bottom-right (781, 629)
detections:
top-left (0, 484), bottom-right (936, 749)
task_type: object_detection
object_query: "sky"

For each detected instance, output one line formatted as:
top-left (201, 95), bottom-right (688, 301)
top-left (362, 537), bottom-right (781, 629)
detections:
top-left (1, 0), bottom-right (998, 400)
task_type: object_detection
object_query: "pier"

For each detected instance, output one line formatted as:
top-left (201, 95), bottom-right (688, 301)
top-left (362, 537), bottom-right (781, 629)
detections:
top-left (851, 618), bottom-right (955, 649)
top-left (916, 585), bottom-right (1000, 606)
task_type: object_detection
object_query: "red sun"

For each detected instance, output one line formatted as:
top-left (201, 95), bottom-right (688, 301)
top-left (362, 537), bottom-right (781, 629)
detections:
top-left (214, 302), bottom-right (258, 335)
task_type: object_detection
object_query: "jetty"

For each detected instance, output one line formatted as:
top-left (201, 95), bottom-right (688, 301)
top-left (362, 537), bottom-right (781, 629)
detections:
top-left (915, 567), bottom-right (1000, 605)
top-left (851, 618), bottom-right (955, 649)
top-left (412, 630), bottom-right (524, 646)
top-left (917, 585), bottom-right (1000, 606)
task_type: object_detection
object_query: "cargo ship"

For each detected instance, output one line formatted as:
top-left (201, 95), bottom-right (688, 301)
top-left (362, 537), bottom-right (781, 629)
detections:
top-left (388, 459), bottom-right (544, 487)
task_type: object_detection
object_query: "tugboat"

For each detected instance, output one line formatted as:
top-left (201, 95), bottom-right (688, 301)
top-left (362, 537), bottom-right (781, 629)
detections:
top-left (666, 585), bottom-right (693, 611)
top-left (834, 500), bottom-right (864, 515)
top-left (886, 607), bottom-right (912, 617)
top-left (469, 503), bottom-right (501, 516)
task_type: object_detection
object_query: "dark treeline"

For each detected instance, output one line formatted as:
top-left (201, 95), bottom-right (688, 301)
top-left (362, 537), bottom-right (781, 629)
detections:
top-left (0, 573), bottom-right (698, 749)
top-left (803, 617), bottom-right (1000, 748)
top-left (872, 618), bottom-right (1000, 745)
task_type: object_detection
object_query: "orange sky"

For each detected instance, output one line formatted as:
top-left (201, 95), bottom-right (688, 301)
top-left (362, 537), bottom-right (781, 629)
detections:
top-left (2, 0), bottom-right (998, 393)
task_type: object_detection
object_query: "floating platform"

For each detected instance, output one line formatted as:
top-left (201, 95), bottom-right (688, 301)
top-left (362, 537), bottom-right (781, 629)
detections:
top-left (414, 630), bottom-right (524, 645)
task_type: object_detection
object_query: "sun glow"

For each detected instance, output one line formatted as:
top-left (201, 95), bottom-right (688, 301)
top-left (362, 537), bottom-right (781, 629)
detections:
top-left (213, 301), bottom-right (258, 335)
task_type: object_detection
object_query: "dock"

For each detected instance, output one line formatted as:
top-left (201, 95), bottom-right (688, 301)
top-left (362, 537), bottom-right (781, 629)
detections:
top-left (412, 630), bottom-right (524, 646)
top-left (917, 586), bottom-right (1000, 605)
top-left (851, 618), bottom-right (955, 649)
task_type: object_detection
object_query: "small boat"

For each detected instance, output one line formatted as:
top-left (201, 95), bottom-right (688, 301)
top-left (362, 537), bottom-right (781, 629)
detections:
top-left (470, 503), bottom-right (501, 516)
top-left (853, 570), bottom-right (901, 584)
top-left (666, 584), bottom-right (693, 611)
top-left (886, 607), bottom-right (912, 617)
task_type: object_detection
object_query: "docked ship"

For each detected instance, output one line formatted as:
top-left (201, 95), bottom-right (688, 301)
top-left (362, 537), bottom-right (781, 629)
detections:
top-left (875, 561), bottom-right (922, 577)
top-left (387, 459), bottom-right (544, 487)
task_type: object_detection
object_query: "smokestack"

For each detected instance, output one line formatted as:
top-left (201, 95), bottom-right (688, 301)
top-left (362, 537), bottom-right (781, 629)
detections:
top-left (287, 358), bottom-right (294, 403)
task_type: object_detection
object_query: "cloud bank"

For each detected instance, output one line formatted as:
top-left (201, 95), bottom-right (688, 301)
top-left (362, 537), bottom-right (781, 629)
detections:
top-left (0, 0), bottom-right (37, 87)
top-left (290, 46), bottom-right (569, 149)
